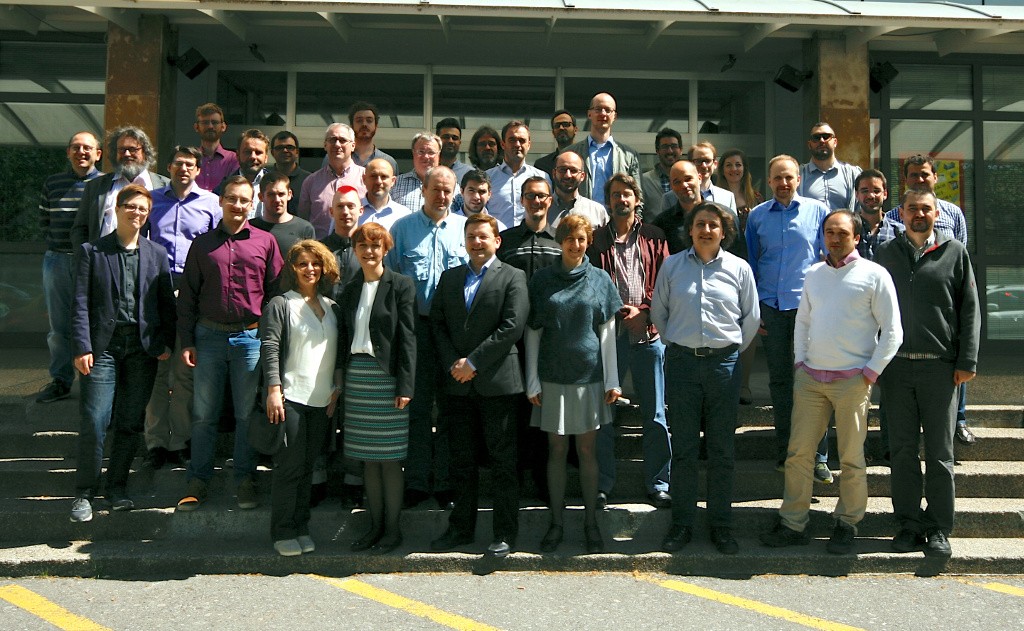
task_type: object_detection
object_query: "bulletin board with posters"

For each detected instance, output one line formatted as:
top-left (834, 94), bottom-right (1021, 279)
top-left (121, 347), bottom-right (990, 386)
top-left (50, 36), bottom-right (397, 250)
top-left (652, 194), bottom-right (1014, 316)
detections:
top-left (897, 154), bottom-right (965, 209)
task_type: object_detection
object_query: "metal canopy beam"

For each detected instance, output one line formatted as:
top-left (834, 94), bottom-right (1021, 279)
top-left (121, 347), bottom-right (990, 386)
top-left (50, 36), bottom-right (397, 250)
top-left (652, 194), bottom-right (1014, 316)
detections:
top-left (935, 27), bottom-right (1015, 56)
top-left (198, 9), bottom-right (247, 42)
top-left (743, 22), bottom-right (787, 52)
top-left (76, 6), bottom-right (139, 35)
top-left (318, 12), bottom-right (351, 43)
top-left (645, 20), bottom-right (674, 50)
top-left (4, 6), bottom-right (40, 35)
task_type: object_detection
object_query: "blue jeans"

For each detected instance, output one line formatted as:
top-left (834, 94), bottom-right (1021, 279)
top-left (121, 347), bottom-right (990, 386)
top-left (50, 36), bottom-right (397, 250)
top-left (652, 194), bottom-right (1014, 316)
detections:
top-left (956, 382), bottom-right (968, 427)
top-left (75, 327), bottom-right (159, 496)
top-left (760, 303), bottom-right (797, 461)
top-left (598, 336), bottom-right (670, 494)
top-left (188, 324), bottom-right (260, 484)
top-left (43, 250), bottom-right (76, 386)
top-left (665, 344), bottom-right (740, 529)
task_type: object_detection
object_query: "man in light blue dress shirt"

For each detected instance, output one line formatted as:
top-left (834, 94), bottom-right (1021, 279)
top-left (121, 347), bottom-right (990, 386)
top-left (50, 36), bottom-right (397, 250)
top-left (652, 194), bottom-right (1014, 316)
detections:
top-left (746, 155), bottom-right (828, 469)
top-left (798, 122), bottom-right (862, 212)
top-left (485, 121), bottom-right (548, 229)
top-left (565, 93), bottom-right (641, 206)
top-left (385, 166), bottom-right (468, 509)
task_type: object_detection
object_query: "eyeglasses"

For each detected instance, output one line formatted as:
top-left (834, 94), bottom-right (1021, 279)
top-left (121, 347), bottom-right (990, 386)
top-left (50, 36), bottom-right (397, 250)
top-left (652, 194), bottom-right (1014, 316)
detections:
top-left (415, 149), bottom-right (439, 158)
top-left (223, 195), bottom-right (252, 206)
top-left (326, 137), bottom-right (353, 145)
top-left (810, 133), bottom-right (835, 142)
top-left (552, 121), bottom-right (575, 129)
top-left (555, 166), bottom-right (582, 176)
top-left (118, 146), bottom-right (143, 155)
top-left (589, 107), bottom-right (615, 114)
top-left (171, 161), bottom-right (197, 170)
top-left (118, 203), bottom-right (150, 214)
top-left (523, 192), bottom-right (550, 201)
top-left (69, 144), bottom-right (97, 152)
top-left (273, 144), bottom-right (298, 152)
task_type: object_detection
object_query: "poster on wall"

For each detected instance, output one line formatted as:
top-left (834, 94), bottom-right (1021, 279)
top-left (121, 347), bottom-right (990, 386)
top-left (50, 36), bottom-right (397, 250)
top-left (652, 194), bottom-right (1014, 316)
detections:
top-left (897, 154), bottom-right (965, 209)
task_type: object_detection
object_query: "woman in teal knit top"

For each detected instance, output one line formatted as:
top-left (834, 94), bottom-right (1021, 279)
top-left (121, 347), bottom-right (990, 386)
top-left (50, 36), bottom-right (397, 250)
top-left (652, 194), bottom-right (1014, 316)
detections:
top-left (525, 214), bottom-right (623, 554)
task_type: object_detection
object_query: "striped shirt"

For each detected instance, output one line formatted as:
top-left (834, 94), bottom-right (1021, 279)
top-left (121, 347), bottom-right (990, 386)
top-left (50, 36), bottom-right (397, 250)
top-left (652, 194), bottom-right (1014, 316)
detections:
top-left (39, 167), bottom-right (102, 253)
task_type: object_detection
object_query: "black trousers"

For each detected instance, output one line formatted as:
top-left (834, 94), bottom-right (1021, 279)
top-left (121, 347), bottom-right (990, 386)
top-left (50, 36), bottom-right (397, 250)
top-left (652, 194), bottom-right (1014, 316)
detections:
top-left (447, 393), bottom-right (520, 541)
top-left (270, 400), bottom-right (331, 540)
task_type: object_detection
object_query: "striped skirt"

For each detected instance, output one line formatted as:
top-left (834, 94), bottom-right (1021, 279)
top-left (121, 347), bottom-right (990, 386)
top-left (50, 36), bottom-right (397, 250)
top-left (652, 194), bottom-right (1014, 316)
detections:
top-left (343, 354), bottom-right (409, 462)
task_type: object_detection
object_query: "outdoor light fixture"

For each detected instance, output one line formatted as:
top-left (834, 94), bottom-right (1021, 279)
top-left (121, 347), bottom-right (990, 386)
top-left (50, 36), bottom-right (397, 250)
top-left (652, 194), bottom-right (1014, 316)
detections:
top-left (870, 62), bottom-right (900, 93)
top-left (773, 64), bottom-right (813, 92)
top-left (167, 47), bottom-right (208, 80)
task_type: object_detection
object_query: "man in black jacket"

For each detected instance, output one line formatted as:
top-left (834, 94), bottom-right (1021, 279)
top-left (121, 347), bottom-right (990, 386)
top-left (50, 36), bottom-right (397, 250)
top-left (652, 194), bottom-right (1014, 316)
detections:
top-left (428, 214), bottom-right (529, 557)
top-left (875, 188), bottom-right (980, 560)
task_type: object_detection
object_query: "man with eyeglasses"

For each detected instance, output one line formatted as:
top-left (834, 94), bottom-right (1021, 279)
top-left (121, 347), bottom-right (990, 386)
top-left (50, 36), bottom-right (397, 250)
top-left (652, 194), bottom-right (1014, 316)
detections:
top-left (176, 175), bottom-right (283, 512)
top-left (549, 151), bottom-right (609, 230)
top-left (270, 131), bottom-right (311, 215)
top-left (72, 126), bottom-right (170, 250)
top-left (69, 184), bottom-right (176, 523)
top-left (588, 173), bottom-right (672, 511)
top-left (143, 146), bottom-right (222, 470)
top-left (641, 128), bottom-right (683, 219)
top-left (485, 121), bottom-right (549, 229)
top-left (297, 123), bottom-right (367, 239)
top-left (665, 141), bottom-right (737, 213)
top-left (37, 131), bottom-right (104, 404)
top-left (392, 132), bottom-right (455, 216)
top-left (436, 118), bottom-right (473, 184)
top-left (193, 103), bottom-right (239, 192)
top-left (534, 110), bottom-right (578, 177)
top-left (565, 92), bottom-right (641, 206)
top-left (798, 123), bottom-right (862, 211)
top-left (349, 101), bottom-right (398, 172)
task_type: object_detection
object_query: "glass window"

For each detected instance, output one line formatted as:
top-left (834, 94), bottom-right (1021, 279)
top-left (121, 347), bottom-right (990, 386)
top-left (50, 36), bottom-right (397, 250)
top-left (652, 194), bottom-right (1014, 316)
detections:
top-left (982, 122), bottom-right (1024, 257)
top-left (982, 66), bottom-right (1024, 112)
top-left (563, 77), bottom-right (689, 134)
top-left (888, 119), bottom-right (974, 252)
top-left (295, 72), bottom-right (423, 129)
top-left (985, 267), bottom-right (1024, 341)
top-left (697, 81), bottom-right (765, 134)
top-left (432, 74), bottom-right (555, 133)
top-left (889, 64), bottom-right (972, 111)
top-left (217, 70), bottom-right (287, 127)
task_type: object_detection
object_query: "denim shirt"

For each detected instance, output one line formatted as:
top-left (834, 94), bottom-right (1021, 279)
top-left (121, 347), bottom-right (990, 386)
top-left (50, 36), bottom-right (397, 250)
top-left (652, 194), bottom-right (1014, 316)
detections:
top-left (385, 210), bottom-right (468, 315)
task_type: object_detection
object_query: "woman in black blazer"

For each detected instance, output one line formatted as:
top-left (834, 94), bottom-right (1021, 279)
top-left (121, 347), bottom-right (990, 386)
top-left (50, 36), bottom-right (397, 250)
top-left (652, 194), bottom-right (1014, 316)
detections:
top-left (338, 222), bottom-right (416, 554)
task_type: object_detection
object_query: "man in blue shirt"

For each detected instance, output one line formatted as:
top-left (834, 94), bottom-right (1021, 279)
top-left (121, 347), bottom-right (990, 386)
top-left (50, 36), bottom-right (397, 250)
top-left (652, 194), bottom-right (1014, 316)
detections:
top-left (386, 166), bottom-right (468, 509)
top-left (565, 93), bottom-right (641, 206)
top-left (798, 122), bottom-right (862, 211)
top-left (746, 155), bottom-right (828, 469)
top-left (485, 121), bottom-right (548, 228)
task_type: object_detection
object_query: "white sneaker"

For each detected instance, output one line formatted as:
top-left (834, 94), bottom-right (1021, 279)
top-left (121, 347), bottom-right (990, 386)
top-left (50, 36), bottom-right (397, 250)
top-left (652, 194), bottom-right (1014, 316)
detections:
top-left (297, 535), bottom-right (315, 553)
top-left (274, 539), bottom-right (302, 557)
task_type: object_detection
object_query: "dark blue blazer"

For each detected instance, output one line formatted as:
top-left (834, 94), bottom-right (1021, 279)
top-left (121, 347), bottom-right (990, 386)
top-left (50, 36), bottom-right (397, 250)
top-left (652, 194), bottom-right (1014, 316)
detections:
top-left (72, 232), bottom-right (177, 358)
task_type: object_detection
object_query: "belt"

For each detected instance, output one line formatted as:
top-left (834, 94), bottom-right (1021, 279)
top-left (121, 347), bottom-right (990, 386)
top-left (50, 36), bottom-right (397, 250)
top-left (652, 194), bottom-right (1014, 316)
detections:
top-left (895, 351), bottom-right (942, 360)
top-left (673, 343), bottom-right (739, 358)
top-left (198, 317), bottom-right (259, 333)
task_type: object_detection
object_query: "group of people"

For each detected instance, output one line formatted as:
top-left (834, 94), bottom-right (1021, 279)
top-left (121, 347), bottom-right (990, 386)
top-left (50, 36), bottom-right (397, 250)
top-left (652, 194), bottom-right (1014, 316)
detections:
top-left (39, 94), bottom-right (978, 560)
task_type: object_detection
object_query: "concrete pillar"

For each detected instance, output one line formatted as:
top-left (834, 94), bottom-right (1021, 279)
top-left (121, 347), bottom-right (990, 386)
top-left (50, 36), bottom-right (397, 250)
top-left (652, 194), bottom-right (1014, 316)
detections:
top-left (803, 35), bottom-right (871, 169)
top-left (103, 15), bottom-right (177, 169)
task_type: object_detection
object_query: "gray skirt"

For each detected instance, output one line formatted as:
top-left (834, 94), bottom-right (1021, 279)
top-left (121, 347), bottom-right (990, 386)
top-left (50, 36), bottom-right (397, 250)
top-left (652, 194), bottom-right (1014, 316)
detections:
top-left (343, 354), bottom-right (409, 461)
top-left (530, 381), bottom-right (613, 436)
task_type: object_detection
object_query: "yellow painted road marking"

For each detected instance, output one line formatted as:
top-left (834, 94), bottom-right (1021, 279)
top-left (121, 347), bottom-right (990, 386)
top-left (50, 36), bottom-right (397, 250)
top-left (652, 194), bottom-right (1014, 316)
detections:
top-left (968, 581), bottom-right (1024, 598)
top-left (649, 578), bottom-right (865, 631)
top-left (0, 584), bottom-right (112, 631)
top-left (311, 575), bottom-right (501, 631)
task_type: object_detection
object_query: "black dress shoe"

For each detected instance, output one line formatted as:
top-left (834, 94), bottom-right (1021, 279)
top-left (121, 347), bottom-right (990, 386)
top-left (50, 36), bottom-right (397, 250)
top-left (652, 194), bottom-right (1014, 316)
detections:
top-left (434, 490), bottom-right (455, 510)
top-left (711, 527), bottom-right (739, 555)
top-left (891, 529), bottom-right (925, 553)
top-left (430, 528), bottom-right (473, 552)
top-left (487, 538), bottom-right (514, 557)
top-left (539, 524), bottom-right (563, 553)
top-left (924, 529), bottom-right (952, 558)
top-left (584, 523), bottom-right (604, 554)
top-left (955, 425), bottom-right (976, 445)
top-left (647, 491), bottom-right (671, 509)
top-left (371, 535), bottom-right (403, 554)
top-left (144, 447), bottom-right (167, 471)
top-left (350, 528), bottom-right (383, 552)
top-left (596, 491), bottom-right (608, 510)
top-left (661, 525), bottom-right (692, 552)
top-left (403, 489), bottom-right (431, 509)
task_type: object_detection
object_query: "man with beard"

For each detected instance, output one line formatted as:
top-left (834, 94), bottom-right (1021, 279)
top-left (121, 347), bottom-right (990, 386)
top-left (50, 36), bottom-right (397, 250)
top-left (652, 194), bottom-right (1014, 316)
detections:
top-left (298, 123), bottom-right (367, 239)
top-left (72, 126), bottom-right (170, 250)
top-left (798, 122), bottom-right (862, 211)
top-left (549, 151), bottom-right (607, 229)
top-left (876, 189), bottom-right (979, 559)
top-left (349, 101), bottom-right (397, 172)
top-left (270, 131), bottom-right (310, 215)
top-left (37, 131), bottom-right (103, 404)
top-left (855, 169), bottom-right (899, 260)
top-left (469, 126), bottom-right (502, 171)
top-left (435, 118), bottom-right (473, 183)
top-left (641, 128), bottom-right (683, 219)
top-left (486, 121), bottom-right (548, 229)
top-left (652, 160), bottom-right (705, 254)
top-left (359, 158), bottom-right (411, 231)
top-left (565, 93), bottom-right (641, 206)
top-left (534, 110), bottom-right (577, 177)
top-left (587, 173), bottom-right (671, 510)
top-left (193, 103), bottom-right (239, 192)
top-left (213, 129), bottom-right (272, 221)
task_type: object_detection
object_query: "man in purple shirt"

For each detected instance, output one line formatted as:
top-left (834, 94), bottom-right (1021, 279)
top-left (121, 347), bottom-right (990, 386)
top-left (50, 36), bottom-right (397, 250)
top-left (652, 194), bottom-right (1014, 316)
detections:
top-left (194, 103), bottom-right (239, 192)
top-left (143, 145), bottom-right (221, 471)
top-left (176, 175), bottom-right (282, 512)
top-left (297, 123), bottom-right (367, 239)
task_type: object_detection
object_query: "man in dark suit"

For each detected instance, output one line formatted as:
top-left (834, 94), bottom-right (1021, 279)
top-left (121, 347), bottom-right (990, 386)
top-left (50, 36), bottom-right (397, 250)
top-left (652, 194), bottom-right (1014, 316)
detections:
top-left (69, 184), bottom-right (176, 523)
top-left (71, 126), bottom-right (170, 250)
top-left (428, 214), bottom-right (530, 557)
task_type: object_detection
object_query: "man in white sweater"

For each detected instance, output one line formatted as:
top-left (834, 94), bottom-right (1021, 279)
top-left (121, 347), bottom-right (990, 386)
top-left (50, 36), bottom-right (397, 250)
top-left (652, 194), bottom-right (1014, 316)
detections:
top-left (761, 209), bottom-right (902, 554)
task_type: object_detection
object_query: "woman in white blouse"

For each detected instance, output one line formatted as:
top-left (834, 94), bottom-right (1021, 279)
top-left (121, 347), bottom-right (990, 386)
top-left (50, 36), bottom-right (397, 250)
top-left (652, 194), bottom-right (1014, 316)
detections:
top-left (260, 240), bottom-right (342, 557)
top-left (338, 222), bottom-right (417, 554)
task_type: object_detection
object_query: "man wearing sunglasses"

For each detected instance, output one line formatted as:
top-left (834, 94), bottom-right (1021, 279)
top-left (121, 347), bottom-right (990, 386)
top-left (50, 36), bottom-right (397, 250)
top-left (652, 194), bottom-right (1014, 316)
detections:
top-left (798, 122), bottom-right (862, 212)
